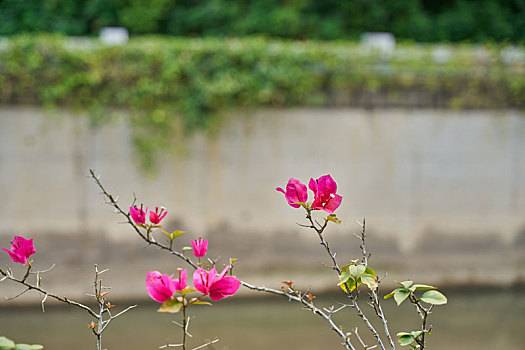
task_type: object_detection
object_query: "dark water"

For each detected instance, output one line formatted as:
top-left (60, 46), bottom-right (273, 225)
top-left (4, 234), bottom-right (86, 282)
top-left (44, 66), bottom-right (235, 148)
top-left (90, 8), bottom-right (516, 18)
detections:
top-left (1, 288), bottom-right (524, 350)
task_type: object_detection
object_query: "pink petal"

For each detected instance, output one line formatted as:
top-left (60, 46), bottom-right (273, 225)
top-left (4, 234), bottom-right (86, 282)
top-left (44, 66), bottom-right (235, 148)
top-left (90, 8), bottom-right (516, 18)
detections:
top-left (209, 276), bottom-right (241, 301)
top-left (317, 175), bottom-right (337, 196)
top-left (146, 271), bottom-right (175, 303)
top-left (308, 178), bottom-right (318, 195)
top-left (149, 212), bottom-right (159, 224)
top-left (311, 196), bottom-right (323, 211)
top-left (13, 236), bottom-right (35, 256)
top-left (193, 268), bottom-right (208, 295)
top-left (174, 269), bottom-right (187, 291)
top-left (4, 248), bottom-right (26, 264)
top-left (322, 194), bottom-right (343, 214)
top-left (216, 266), bottom-right (230, 280)
top-left (286, 178), bottom-right (308, 206)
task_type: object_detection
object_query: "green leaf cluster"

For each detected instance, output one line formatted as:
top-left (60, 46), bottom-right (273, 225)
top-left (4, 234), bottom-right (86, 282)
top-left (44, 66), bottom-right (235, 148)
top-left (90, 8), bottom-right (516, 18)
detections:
top-left (384, 281), bottom-right (447, 306)
top-left (338, 264), bottom-right (377, 293)
top-left (397, 330), bottom-right (429, 348)
top-left (163, 230), bottom-right (185, 241)
top-left (1, 35), bottom-right (524, 169)
top-left (0, 337), bottom-right (43, 350)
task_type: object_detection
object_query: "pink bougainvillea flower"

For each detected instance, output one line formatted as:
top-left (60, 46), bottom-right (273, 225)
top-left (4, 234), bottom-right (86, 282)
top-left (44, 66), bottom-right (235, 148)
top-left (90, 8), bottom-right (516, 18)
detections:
top-left (193, 266), bottom-right (241, 301)
top-left (276, 178), bottom-right (308, 208)
top-left (308, 175), bottom-right (343, 214)
top-left (149, 206), bottom-right (167, 225)
top-left (3, 235), bottom-right (36, 265)
top-left (174, 268), bottom-right (187, 291)
top-left (191, 236), bottom-right (208, 258)
top-left (146, 271), bottom-right (177, 303)
top-left (130, 205), bottom-right (148, 225)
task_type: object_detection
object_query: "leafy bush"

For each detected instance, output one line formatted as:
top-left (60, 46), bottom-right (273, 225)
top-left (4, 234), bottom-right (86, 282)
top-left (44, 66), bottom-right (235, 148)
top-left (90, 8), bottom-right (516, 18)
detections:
top-left (1, 35), bottom-right (524, 168)
top-left (1, 0), bottom-right (525, 42)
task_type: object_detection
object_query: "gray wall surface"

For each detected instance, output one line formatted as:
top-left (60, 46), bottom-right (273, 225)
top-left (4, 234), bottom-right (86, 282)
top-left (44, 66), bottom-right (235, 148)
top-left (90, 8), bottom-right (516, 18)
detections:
top-left (0, 106), bottom-right (524, 300)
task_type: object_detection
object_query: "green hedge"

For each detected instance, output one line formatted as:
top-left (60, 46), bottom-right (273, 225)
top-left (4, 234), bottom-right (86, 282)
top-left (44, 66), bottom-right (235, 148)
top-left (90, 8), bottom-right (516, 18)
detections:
top-left (1, 35), bottom-right (524, 168)
top-left (1, 0), bottom-right (525, 43)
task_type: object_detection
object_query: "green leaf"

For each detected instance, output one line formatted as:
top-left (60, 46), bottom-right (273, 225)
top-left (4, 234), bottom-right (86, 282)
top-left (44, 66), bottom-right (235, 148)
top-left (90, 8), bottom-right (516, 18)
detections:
top-left (361, 274), bottom-right (378, 290)
top-left (180, 287), bottom-right (197, 296)
top-left (364, 266), bottom-right (376, 276)
top-left (341, 261), bottom-right (358, 272)
top-left (189, 299), bottom-right (212, 306)
top-left (349, 265), bottom-right (366, 278)
top-left (163, 230), bottom-right (185, 240)
top-left (182, 246), bottom-right (192, 251)
top-left (394, 289), bottom-right (410, 306)
top-left (15, 345), bottom-right (44, 350)
top-left (326, 214), bottom-right (341, 224)
top-left (0, 337), bottom-right (16, 349)
top-left (339, 278), bottom-right (357, 293)
top-left (410, 331), bottom-right (423, 338)
top-left (171, 230), bottom-right (185, 238)
top-left (396, 280), bottom-right (413, 289)
top-left (412, 284), bottom-right (437, 291)
top-left (158, 298), bottom-right (184, 313)
top-left (397, 333), bottom-right (414, 346)
top-left (420, 290), bottom-right (447, 305)
top-left (384, 288), bottom-right (400, 299)
top-left (338, 270), bottom-right (351, 285)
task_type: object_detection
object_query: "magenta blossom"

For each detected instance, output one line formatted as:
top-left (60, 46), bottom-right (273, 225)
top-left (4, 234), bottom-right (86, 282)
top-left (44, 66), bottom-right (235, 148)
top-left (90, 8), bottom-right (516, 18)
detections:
top-left (149, 206), bottom-right (168, 225)
top-left (146, 271), bottom-right (177, 303)
top-left (308, 175), bottom-right (343, 214)
top-left (191, 236), bottom-right (208, 258)
top-left (3, 235), bottom-right (35, 265)
top-left (174, 268), bottom-right (187, 291)
top-left (276, 178), bottom-right (308, 208)
top-left (193, 266), bottom-right (241, 301)
top-left (130, 205), bottom-right (148, 225)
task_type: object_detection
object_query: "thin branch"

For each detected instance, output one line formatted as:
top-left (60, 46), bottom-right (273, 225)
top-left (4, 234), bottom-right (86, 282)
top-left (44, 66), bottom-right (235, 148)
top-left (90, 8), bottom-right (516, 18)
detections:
top-left (304, 212), bottom-right (387, 350)
top-left (191, 338), bottom-right (220, 350)
top-left (0, 268), bottom-right (98, 318)
top-left (305, 210), bottom-right (340, 273)
top-left (252, 282), bottom-right (357, 350)
top-left (29, 264), bottom-right (56, 274)
top-left (350, 298), bottom-right (385, 350)
top-left (5, 287), bottom-right (31, 301)
top-left (89, 169), bottom-right (198, 270)
top-left (357, 219), bottom-right (396, 350)
top-left (41, 293), bottom-right (48, 312)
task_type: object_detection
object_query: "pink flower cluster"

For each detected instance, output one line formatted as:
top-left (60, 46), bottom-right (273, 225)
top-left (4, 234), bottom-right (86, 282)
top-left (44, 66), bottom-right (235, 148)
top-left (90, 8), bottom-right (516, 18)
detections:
top-left (146, 266), bottom-right (240, 303)
top-left (191, 237), bottom-right (208, 258)
top-left (193, 266), bottom-right (241, 301)
top-left (146, 269), bottom-right (188, 303)
top-left (3, 235), bottom-right (35, 265)
top-left (276, 174), bottom-right (343, 214)
top-left (129, 205), bottom-right (167, 225)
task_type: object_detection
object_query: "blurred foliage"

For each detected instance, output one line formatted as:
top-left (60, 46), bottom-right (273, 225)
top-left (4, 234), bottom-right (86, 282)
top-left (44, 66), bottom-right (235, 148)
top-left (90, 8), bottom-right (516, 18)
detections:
top-left (1, 35), bottom-right (524, 168)
top-left (0, 0), bottom-right (525, 42)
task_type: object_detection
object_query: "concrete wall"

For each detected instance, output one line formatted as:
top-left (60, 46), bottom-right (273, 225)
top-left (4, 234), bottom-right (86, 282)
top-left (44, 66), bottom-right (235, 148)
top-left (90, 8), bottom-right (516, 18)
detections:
top-left (0, 106), bottom-right (524, 298)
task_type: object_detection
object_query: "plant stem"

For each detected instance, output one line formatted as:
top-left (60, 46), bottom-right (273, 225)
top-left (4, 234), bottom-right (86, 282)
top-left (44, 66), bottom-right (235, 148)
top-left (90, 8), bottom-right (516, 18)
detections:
top-left (182, 304), bottom-right (187, 350)
top-left (358, 220), bottom-right (395, 350)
